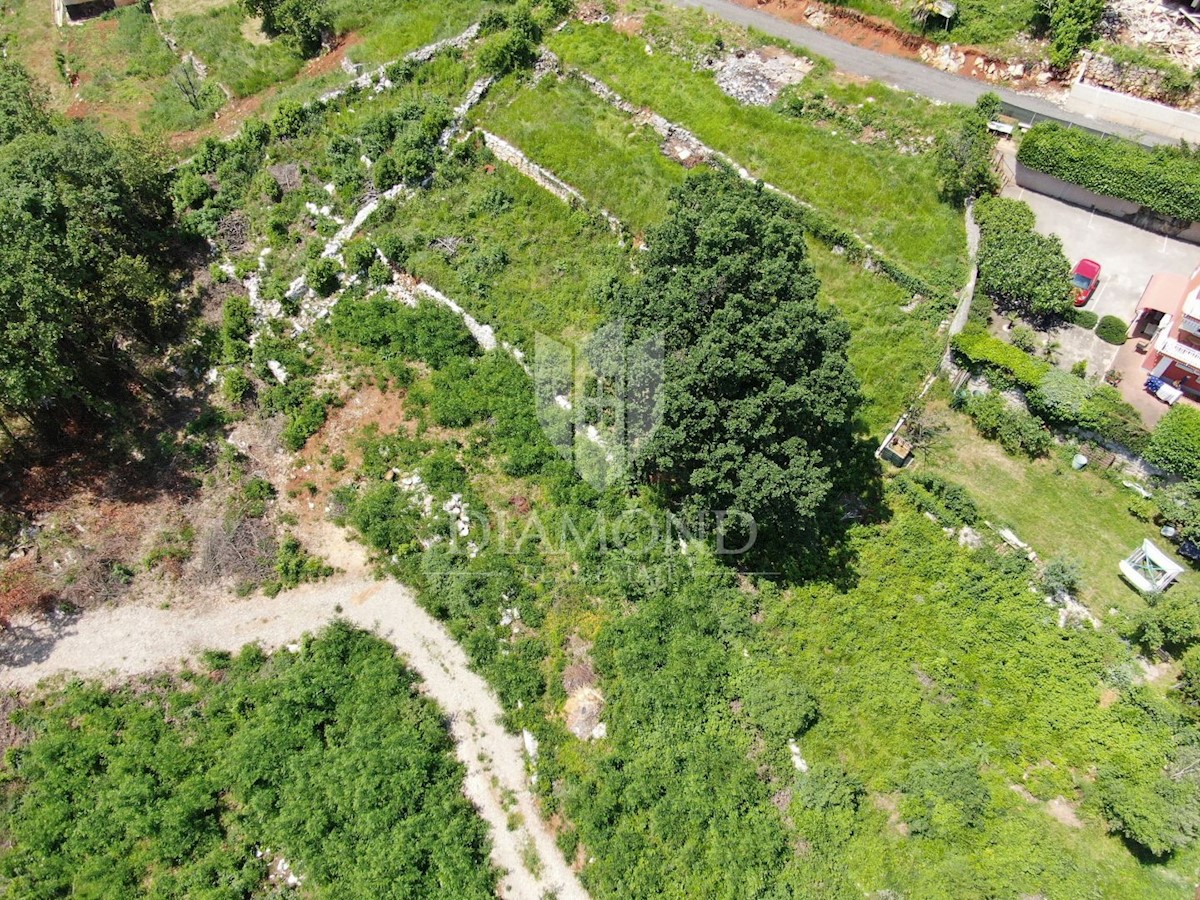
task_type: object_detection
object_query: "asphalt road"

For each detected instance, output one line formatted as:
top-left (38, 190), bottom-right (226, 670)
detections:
top-left (663, 0), bottom-right (1170, 145)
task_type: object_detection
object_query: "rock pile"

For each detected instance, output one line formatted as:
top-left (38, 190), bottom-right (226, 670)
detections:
top-left (710, 48), bottom-right (813, 106)
top-left (1105, 0), bottom-right (1200, 67)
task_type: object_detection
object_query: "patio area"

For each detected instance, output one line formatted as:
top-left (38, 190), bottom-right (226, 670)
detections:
top-left (1111, 338), bottom-right (1200, 428)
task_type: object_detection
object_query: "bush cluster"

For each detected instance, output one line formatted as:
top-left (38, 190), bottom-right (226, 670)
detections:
top-left (1096, 315), bottom-right (1129, 345)
top-left (1018, 122), bottom-right (1200, 222)
top-left (953, 327), bottom-right (1149, 450)
top-left (974, 196), bottom-right (1073, 318)
top-left (1146, 404), bottom-right (1200, 478)
top-left (957, 390), bottom-right (1053, 457)
top-left (951, 325), bottom-right (1050, 388)
top-left (891, 472), bottom-right (979, 526)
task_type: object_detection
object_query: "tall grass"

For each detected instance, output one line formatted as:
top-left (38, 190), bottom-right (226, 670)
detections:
top-left (367, 160), bottom-right (625, 349)
top-left (548, 22), bottom-right (968, 292)
top-left (479, 76), bottom-right (686, 235)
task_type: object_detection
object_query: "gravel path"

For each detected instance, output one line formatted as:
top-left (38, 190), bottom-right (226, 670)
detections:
top-left (1, 574), bottom-right (587, 900)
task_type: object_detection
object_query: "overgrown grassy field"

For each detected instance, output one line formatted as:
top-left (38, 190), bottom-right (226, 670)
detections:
top-left (921, 398), bottom-right (1188, 617)
top-left (547, 20), bottom-right (968, 292)
top-left (814, 0), bottom-right (1039, 49)
top-left (480, 74), bottom-right (686, 235)
top-left (765, 506), bottom-right (1198, 898)
top-left (809, 243), bottom-right (944, 435)
top-left (368, 158), bottom-right (627, 348)
top-left (0, 3), bottom-right (223, 133)
top-left (166, 0), bottom-right (487, 97)
top-left (478, 76), bottom-right (944, 433)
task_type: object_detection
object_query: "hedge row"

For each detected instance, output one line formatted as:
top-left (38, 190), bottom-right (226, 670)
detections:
top-left (952, 326), bottom-right (1149, 450)
top-left (951, 326), bottom-right (1050, 388)
top-left (1018, 122), bottom-right (1200, 223)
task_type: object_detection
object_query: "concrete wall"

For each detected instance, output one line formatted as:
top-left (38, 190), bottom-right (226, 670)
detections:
top-left (1065, 80), bottom-right (1200, 144)
top-left (1014, 160), bottom-right (1200, 245)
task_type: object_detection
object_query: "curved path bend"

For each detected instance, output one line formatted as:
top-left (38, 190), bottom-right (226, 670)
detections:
top-left (0, 574), bottom-right (588, 900)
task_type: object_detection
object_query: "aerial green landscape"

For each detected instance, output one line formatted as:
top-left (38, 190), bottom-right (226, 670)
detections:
top-left (3, 0), bottom-right (1200, 897)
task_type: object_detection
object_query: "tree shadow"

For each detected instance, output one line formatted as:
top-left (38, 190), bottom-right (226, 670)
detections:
top-left (0, 601), bottom-right (82, 670)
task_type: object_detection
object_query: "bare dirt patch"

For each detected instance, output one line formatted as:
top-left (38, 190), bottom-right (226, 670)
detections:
top-left (1046, 796), bottom-right (1084, 829)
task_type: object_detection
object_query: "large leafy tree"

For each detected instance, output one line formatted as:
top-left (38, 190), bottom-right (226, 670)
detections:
top-left (242, 0), bottom-right (330, 56)
top-left (0, 63), bottom-right (175, 432)
top-left (597, 171), bottom-right (863, 551)
top-left (974, 195), bottom-right (1073, 318)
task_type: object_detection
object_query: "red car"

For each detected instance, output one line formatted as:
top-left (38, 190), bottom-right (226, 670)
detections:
top-left (1072, 259), bottom-right (1102, 307)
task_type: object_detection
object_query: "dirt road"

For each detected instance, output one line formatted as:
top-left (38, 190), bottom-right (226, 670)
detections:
top-left (1, 570), bottom-right (588, 900)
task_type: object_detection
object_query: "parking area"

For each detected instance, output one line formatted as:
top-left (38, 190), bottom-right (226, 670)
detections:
top-left (996, 146), bottom-right (1199, 378)
top-left (1000, 183), bottom-right (1198, 323)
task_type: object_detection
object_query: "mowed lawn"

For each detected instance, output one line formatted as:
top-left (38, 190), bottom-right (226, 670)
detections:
top-left (548, 21), bottom-right (968, 293)
top-left (921, 402), bottom-right (1190, 618)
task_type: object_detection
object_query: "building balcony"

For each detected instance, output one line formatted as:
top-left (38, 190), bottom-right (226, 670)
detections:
top-left (1155, 333), bottom-right (1200, 372)
top-left (1180, 315), bottom-right (1200, 340)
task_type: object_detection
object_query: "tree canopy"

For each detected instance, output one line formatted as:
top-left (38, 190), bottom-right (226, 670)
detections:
top-left (598, 170), bottom-right (864, 551)
top-left (0, 63), bottom-right (175, 426)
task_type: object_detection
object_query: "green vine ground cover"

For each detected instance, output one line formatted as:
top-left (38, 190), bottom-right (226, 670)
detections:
top-left (546, 20), bottom-right (968, 293)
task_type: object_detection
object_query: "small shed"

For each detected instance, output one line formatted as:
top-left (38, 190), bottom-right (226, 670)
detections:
top-left (880, 434), bottom-right (913, 468)
top-left (1119, 540), bottom-right (1184, 594)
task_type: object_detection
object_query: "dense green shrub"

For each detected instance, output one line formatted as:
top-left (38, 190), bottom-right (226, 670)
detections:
top-left (891, 472), bottom-right (979, 526)
top-left (901, 757), bottom-right (990, 838)
top-left (306, 257), bottom-right (342, 297)
top-left (221, 293), bottom-right (253, 363)
top-left (1018, 122), bottom-right (1200, 222)
top-left (955, 330), bottom-right (1148, 450)
top-left (1096, 315), bottom-right (1129, 345)
top-left (933, 93), bottom-right (1000, 207)
top-left (1047, 0), bottom-right (1106, 68)
top-left (1071, 308), bottom-right (1099, 330)
top-left (263, 533), bottom-right (334, 596)
top-left (1157, 480), bottom-right (1200, 542)
top-left (951, 326), bottom-right (1050, 388)
top-left (1094, 759), bottom-right (1200, 857)
top-left (331, 294), bottom-right (478, 369)
top-left (1041, 555), bottom-right (1082, 596)
top-left (0, 625), bottom-right (496, 897)
top-left (1129, 585), bottom-right (1200, 652)
top-left (1147, 404), bottom-right (1200, 477)
top-left (974, 196), bottom-right (1073, 317)
top-left (961, 391), bottom-right (1052, 457)
top-left (281, 393), bottom-right (329, 451)
top-left (222, 368), bottom-right (251, 405)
